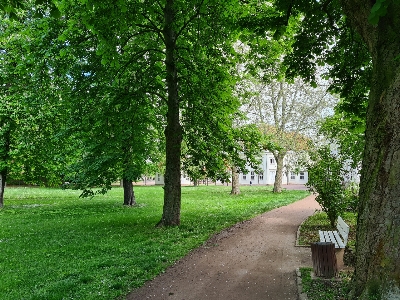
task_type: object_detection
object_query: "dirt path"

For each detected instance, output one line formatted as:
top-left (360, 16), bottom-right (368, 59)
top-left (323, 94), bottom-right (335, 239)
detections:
top-left (126, 194), bottom-right (320, 300)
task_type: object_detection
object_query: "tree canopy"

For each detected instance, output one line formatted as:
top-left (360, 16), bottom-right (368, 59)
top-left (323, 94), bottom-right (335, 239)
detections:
top-left (0, 10), bottom-right (68, 206)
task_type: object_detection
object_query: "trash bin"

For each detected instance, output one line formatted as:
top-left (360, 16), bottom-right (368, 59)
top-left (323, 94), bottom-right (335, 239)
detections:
top-left (311, 242), bottom-right (338, 278)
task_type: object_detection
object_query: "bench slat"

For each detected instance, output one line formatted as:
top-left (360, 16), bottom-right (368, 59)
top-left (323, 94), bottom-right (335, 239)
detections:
top-left (319, 230), bottom-right (344, 248)
top-left (327, 231), bottom-right (338, 248)
top-left (318, 216), bottom-right (349, 249)
top-left (337, 216), bottom-right (350, 245)
top-left (324, 231), bottom-right (334, 244)
top-left (333, 231), bottom-right (345, 248)
top-left (319, 230), bottom-right (326, 242)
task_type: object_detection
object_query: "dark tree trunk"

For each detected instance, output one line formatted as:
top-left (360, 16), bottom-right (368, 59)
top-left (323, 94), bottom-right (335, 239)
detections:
top-left (0, 171), bottom-right (6, 208)
top-left (230, 166), bottom-right (240, 195)
top-left (158, 0), bottom-right (182, 227)
top-left (273, 152), bottom-right (285, 193)
top-left (339, 1), bottom-right (400, 298)
top-left (122, 178), bottom-right (136, 206)
top-left (0, 121), bottom-right (11, 208)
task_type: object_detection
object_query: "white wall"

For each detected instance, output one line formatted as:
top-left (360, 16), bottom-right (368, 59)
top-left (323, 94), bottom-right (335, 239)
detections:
top-left (154, 151), bottom-right (309, 186)
top-left (238, 151), bottom-right (308, 185)
top-left (155, 173), bottom-right (193, 185)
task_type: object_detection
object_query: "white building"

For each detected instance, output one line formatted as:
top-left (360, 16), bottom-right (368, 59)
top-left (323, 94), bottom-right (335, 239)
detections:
top-left (239, 151), bottom-right (308, 185)
top-left (155, 151), bottom-right (308, 186)
top-left (155, 173), bottom-right (193, 185)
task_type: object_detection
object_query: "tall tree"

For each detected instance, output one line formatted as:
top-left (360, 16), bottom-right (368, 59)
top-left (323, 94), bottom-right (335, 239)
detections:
top-left (0, 10), bottom-right (67, 206)
top-left (238, 11), bottom-right (337, 192)
top-left (338, 2), bottom-right (400, 298)
top-left (36, 0), bottom-right (244, 225)
top-left (243, 0), bottom-right (399, 297)
top-left (245, 77), bottom-right (336, 192)
top-left (55, 9), bottom-right (163, 205)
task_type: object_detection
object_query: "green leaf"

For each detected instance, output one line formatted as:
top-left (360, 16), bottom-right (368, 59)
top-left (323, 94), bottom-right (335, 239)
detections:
top-left (368, 0), bottom-right (390, 25)
top-left (59, 48), bottom-right (67, 57)
top-left (273, 25), bottom-right (286, 40)
top-left (50, 6), bottom-right (61, 18)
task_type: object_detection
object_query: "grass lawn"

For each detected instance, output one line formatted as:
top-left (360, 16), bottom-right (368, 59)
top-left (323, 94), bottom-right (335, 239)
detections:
top-left (0, 185), bottom-right (309, 300)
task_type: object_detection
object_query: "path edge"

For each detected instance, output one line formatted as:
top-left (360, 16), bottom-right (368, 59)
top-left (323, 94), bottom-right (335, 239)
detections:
top-left (296, 268), bottom-right (308, 300)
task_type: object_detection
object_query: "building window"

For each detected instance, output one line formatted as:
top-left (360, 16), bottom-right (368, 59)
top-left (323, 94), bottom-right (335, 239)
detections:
top-left (250, 171), bottom-right (255, 180)
top-left (290, 172), bottom-right (296, 180)
top-left (243, 175), bottom-right (247, 180)
top-left (270, 158), bottom-right (276, 164)
top-left (300, 172), bottom-right (305, 180)
top-left (259, 173), bottom-right (264, 180)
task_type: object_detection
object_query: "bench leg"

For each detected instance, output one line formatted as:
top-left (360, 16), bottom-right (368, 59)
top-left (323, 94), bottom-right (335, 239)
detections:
top-left (335, 248), bottom-right (345, 270)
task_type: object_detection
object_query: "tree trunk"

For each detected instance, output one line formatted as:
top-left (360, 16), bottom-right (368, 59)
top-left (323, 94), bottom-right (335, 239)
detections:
top-left (158, 0), bottom-right (182, 227)
top-left (122, 178), bottom-right (136, 206)
top-left (0, 171), bottom-right (6, 208)
top-left (339, 1), bottom-right (400, 298)
top-left (230, 166), bottom-right (240, 195)
top-left (273, 152), bottom-right (285, 193)
top-left (0, 121), bottom-right (10, 208)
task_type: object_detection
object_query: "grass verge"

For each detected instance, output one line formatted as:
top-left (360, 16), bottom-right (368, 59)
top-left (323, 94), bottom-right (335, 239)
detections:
top-left (298, 211), bottom-right (357, 300)
top-left (0, 185), bottom-right (309, 300)
top-left (297, 211), bottom-right (357, 248)
top-left (299, 267), bottom-right (353, 300)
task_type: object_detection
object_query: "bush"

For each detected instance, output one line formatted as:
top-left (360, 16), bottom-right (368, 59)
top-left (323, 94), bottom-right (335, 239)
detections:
top-left (306, 146), bottom-right (348, 228)
top-left (343, 182), bottom-right (359, 212)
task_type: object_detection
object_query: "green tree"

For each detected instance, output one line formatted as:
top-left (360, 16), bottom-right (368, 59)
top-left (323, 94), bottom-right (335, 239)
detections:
top-left (53, 8), bottom-right (164, 205)
top-left (59, 0), bottom-right (244, 226)
top-left (0, 11), bottom-right (67, 207)
top-left (243, 0), bottom-right (399, 298)
top-left (320, 105), bottom-right (365, 170)
top-left (254, 79), bottom-right (335, 193)
top-left (228, 124), bottom-right (264, 195)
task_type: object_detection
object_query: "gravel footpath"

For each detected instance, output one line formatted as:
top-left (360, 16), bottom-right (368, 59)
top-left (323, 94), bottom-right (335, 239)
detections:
top-left (126, 194), bottom-right (320, 300)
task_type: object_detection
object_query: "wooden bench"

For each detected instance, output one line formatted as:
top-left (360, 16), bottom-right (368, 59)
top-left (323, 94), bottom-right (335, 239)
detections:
top-left (319, 216), bottom-right (350, 249)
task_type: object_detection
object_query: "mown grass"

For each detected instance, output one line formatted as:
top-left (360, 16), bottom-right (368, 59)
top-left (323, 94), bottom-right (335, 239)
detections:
top-left (0, 185), bottom-right (309, 300)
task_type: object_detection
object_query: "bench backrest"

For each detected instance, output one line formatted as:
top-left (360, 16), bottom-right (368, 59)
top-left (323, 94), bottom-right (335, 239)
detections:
top-left (337, 216), bottom-right (350, 245)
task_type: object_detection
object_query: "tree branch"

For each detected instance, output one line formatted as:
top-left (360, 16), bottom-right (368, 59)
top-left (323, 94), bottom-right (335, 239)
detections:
top-left (176, 0), bottom-right (205, 40)
top-left (114, 48), bottom-right (165, 79)
top-left (138, 14), bottom-right (165, 44)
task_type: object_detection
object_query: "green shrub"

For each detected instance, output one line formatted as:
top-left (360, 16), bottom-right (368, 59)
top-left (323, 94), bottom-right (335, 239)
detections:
top-left (306, 146), bottom-right (348, 228)
top-left (343, 182), bottom-right (359, 213)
